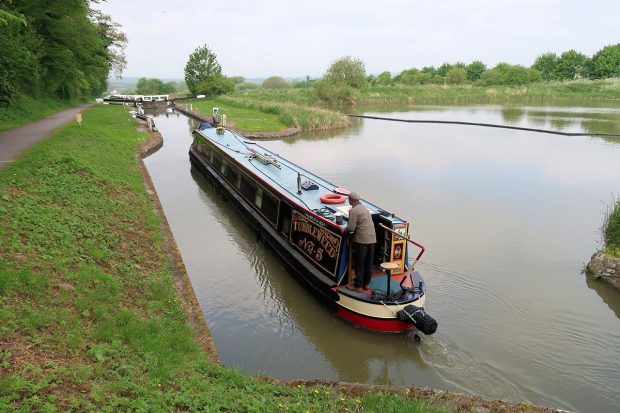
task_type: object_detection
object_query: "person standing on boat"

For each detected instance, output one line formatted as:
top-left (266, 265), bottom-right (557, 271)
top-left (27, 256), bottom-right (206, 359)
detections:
top-left (347, 192), bottom-right (377, 292)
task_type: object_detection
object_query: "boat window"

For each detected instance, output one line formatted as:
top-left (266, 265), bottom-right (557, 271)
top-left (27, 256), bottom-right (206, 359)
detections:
top-left (212, 153), bottom-right (221, 170)
top-left (240, 176), bottom-right (256, 200)
top-left (221, 160), bottom-right (227, 176)
top-left (261, 192), bottom-right (279, 225)
top-left (255, 187), bottom-right (263, 208)
top-left (236, 172), bottom-right (242, 189)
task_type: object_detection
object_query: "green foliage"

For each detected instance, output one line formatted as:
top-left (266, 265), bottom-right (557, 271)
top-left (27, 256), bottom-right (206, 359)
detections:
top-left (261, 76), bottom-right (290, 89)
top-left (532, 52), bottom-right (559, 81)
top-left (236, 82), bottom-right (259, 90)
top-left (292, 75), bottom-right (317, 89)
top-left (323, 56), bottom-right (366, 88)
top-left (446, 67), bottom-right (467, 85)
top-left (0, 0), bottom-right (126, 105)
top-left (184, 44), bottom-right (232, 96)
top-left (377, 71), bottom-right (392, 85)
top-left (603, 196), bottom-right (620, 254)
top-left (478, 63), bottom-right (541, 86)
top-left (466, 61), bottom-right (486, 81)
top-left (135, 77), bottom-right (177, 94)
top-left (229, 76), bottom-right (245, 84)
top-left (554, 49), bottom-right (590, 80)
top-left (314, 78), bottom-right (355, 105)
top-left (590, 44), bottom-right (620, 79)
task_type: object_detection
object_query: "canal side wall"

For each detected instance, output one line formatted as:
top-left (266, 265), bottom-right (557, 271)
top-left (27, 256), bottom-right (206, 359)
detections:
top-left (135, 120), bottom-right (219, 362)
top-left (586, 252), bottom-right (620, 291)
top-left (173, 103), bottom-right (301, 139)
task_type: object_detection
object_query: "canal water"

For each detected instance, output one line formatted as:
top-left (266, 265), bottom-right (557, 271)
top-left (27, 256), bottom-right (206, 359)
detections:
top-left (144, 104), bottom-right (620, 413)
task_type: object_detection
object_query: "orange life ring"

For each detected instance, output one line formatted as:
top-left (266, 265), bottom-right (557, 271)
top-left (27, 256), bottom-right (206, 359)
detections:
top-left (320, 193), bottom-right (347, 204)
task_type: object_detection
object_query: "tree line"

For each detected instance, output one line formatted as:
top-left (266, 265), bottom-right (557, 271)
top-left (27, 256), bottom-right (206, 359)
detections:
top-left (373, 44), bottom-right (620, 87)
top-left (183, 43), bottom-right (619, 104)
top-left (0, 0), bottom-right (126, 106)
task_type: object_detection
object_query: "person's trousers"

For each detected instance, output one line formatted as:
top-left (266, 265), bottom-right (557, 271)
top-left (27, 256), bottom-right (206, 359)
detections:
top-left (353, 242), bottom-right (374, 288)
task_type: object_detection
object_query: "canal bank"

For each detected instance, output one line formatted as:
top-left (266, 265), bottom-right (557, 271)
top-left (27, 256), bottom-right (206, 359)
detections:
top-left (0, 104), bottom-right (476, 412)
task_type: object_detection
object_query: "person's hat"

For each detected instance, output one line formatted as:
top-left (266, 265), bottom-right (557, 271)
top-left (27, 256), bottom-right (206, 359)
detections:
top-left (348, 192), bottom-right (360, 201)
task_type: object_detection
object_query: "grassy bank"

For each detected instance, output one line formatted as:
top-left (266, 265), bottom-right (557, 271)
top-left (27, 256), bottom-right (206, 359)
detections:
top-left (603, 197), bottom-right (620, 257)
top-left (185, 93), bottom-right (349, 133)
top-left (0, 104), bottom-right (448, 412)
top-left (0, 95), bottom-right (85, 132)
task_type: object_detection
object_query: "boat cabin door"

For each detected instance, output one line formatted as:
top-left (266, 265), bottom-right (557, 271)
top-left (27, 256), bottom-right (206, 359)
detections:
top-left (382, 222), bottom-right (409, 274)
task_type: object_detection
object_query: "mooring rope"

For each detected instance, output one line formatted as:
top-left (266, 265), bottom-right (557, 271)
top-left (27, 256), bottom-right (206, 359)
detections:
top-left (346, 114), bottom-right (620, 138)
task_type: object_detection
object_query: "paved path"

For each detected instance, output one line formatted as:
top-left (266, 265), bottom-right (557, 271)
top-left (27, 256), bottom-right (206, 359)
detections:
top-left (0, 103), bottom-right (93, 167)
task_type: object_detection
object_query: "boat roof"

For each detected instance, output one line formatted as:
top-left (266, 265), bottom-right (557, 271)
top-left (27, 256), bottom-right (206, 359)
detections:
top-left (194, 126), bottom-right (407, 229)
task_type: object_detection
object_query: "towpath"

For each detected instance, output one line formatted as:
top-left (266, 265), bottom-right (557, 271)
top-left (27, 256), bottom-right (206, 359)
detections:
top-left (0, 103), bottom-right (93, 168)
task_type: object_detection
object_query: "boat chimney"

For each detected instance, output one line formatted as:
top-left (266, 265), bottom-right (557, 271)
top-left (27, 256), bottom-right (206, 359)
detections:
top-left (297, 172), bottom-right (302, 194)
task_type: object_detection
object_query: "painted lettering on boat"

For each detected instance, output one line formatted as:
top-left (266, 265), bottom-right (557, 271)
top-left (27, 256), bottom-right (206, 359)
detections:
top-left (291, 211), bottom-right (342, 276)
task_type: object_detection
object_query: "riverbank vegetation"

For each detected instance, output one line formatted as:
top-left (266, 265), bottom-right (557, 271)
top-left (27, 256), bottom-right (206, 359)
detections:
top-left (603, 197), bottom-right (620, 257)
top-left (0, 104), bottom-right (449, 412)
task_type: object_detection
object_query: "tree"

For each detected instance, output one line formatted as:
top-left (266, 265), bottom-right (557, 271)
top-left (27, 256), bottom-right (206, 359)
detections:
top-left (135, 78), bottom-right (176, 94)
top-left (589, 44), bottom-right (620, 79)
top-left (554, 50), bottom-right (589, 80)
top-left (446, 67), bottom-right (467, 85)
top-left (478, 69), bottom-right (501, 86)
top-left (465, 61), bottom-right (486, 82)
top-left (323, 56), bottom-right (366, 88)
top-left (261, 76), bottom-right (290, 89)
top-left (532, 52), bottom-right (558, 81)
top-left (376, 71), bottom-right (392, 85)
top-left (184, 44), bottom-right (228, 96)
top-left (89, 10), bottom-right (127, 79)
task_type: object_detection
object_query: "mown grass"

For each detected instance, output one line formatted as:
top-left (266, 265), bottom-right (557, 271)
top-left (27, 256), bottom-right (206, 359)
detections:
top-left (0, 104), bottom-right (449, 412)
top-left (0, 95), bottom-right (85, 132)
top-left (185, 97), bottom-right (288, 132)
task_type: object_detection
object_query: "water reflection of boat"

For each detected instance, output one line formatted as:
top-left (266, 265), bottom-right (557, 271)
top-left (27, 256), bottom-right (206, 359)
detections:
top-left (189, 122), bottom-right (437, 334)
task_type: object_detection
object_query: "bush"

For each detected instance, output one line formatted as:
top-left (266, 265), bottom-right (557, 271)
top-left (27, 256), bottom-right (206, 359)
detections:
top-left (314, 79), bottom-right (355, 105)
top-left (261, 76), bottom-right (290, 89)
top-left (446, 67), bottom-right (467, 85)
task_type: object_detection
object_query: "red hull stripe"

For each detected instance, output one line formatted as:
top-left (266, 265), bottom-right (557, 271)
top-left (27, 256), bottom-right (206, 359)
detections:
top-left (337, 306), bottom-right (414, 333)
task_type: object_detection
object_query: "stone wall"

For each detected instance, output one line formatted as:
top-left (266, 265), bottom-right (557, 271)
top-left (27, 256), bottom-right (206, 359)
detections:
top-left (586, 252), bottom-right (620, 291)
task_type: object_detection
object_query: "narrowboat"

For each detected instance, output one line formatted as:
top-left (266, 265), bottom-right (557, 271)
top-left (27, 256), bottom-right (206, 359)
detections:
top-left (189, 122), bottom-right (437, 335)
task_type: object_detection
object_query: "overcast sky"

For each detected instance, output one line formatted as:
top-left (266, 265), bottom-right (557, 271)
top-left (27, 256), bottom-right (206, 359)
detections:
top-left (96, 0), bottom-right (619, 80)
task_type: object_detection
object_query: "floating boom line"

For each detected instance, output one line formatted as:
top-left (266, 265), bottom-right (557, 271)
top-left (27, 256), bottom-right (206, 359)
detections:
top-left (346, 114), bottom-right (620, 138)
